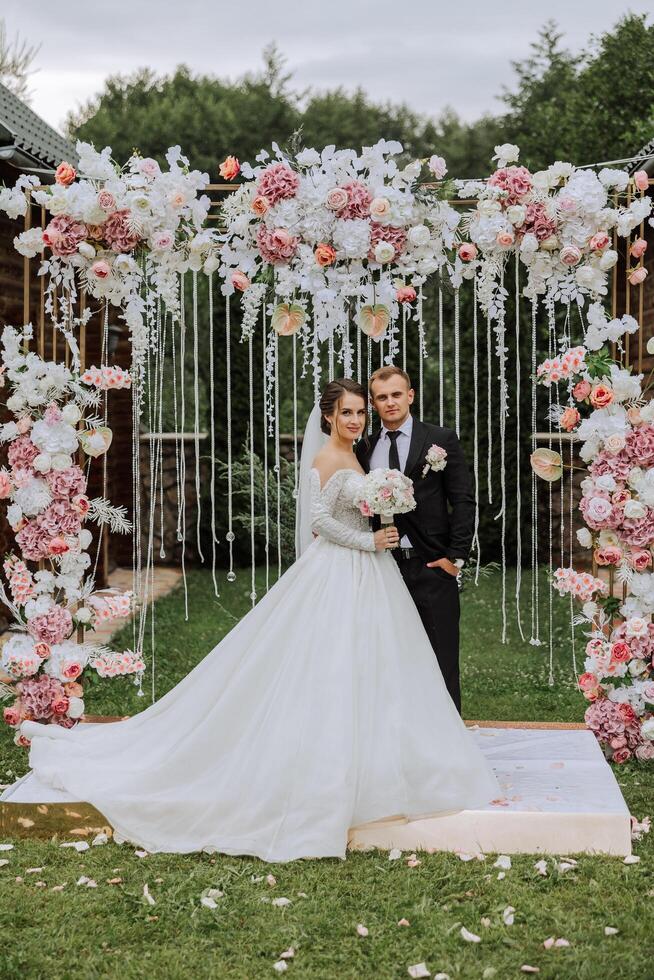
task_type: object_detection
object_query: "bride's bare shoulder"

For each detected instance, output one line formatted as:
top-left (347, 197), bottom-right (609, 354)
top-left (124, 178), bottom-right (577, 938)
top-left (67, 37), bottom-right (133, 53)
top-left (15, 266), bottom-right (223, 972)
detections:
top-left (311, 449), bottom-right (362, 489)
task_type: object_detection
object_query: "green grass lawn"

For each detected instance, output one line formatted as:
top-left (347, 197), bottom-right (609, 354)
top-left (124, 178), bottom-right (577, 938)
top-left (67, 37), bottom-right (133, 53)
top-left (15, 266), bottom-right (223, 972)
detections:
top-left (1, 567), bottom-right (652, 979)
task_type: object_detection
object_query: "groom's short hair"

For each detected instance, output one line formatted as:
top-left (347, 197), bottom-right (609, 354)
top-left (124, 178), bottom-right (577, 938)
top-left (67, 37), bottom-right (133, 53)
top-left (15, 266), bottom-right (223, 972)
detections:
top-left (368, 366), bottom-right (412, 394)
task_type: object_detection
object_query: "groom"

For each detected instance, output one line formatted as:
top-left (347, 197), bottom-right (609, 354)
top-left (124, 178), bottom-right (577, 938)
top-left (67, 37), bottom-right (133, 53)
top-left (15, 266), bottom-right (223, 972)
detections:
top-left (356, 366), bottom-right (475, 714)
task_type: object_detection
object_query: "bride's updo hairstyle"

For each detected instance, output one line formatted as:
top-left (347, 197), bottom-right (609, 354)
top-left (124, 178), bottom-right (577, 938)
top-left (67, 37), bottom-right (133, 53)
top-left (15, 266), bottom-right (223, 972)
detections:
top-left (319, 378), bottom-right (367, 436)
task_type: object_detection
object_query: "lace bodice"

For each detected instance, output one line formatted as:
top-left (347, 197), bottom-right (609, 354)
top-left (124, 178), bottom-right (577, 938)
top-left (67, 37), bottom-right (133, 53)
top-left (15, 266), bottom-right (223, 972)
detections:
top-left (310, 468), bottom-right (376, 552)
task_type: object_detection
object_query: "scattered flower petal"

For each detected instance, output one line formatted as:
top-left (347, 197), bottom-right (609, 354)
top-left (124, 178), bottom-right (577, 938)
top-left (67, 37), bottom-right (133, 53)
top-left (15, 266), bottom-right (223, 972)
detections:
top-left (460, 926), bottom-right (481, 943)
top-left (201, 896), bottom-right (218, 910)
top-left (92, 833), bottom-right (109, 846)
top-left (272, 897), bottom-right (292, 907)
top-left (356, 924), bottom-right (369, 937)
top-left (408, 963), bottom-right (430, 978)
top-left (497, 872), bottom-right (506, 881)
top-left (51, 884), bottom-right (66, 892)
top-left (134, 849), bottom-right (149, 858)
top-left (25, 867), bottom-right (44, 874)
top-left (279, 948), bottom-right (295, 959)
top-left (398, 918), bottom-right (410, 927)
top-left (60, 841), bottom-right (89, 852)
top-left (0, 860), bottom-right (9, 867)
top-left (534, 860), bottom-right (548, 876)
top-left (604, 926), bottom-right (619, 936)
top-left (503, 906), bottom-right (516, 926)
top-left (481, 917), bottom-right (491, 928)
top-left (623, 854), bottom-right (640, 864)
top-left (0, 844), bottom-right (14, 851)
top-left (494, 855), bottom-right (511, 870)
top-left (389, 848), bottom-right (402, 861)
top-left (266, 874), bottom-right (277, 886)
top-left (273, 963), bottom-right (288, 974)
top-left (143, 883), bottom-right (156, 906)
top-left (521, 967), bottom-right (540, 974)
top-left (107, 877), bottom-right (123, 885)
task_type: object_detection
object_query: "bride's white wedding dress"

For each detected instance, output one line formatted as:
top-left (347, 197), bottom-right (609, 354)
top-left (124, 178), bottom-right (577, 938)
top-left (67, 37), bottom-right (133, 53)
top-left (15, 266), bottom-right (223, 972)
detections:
top-left (13, 467), bottom-right (500, 861)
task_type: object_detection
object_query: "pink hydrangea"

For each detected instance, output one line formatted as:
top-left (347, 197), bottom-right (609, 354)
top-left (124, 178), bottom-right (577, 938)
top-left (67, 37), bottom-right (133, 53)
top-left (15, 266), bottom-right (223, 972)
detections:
top-left (368, 223), bottom-right (407, 261)
top-left (619, 513), bottom-right (654, 548)
top-left (17, 674), bottom-right (65, 721)
top-left (255, 163), bottom-right (300, 206)
top-left (45, 465), bottom-right (87, 499)
top-left (256, 225), bottom-right (300, 265)
top-left (337, 180), bottom-right (374, 220)
top-left (42, 215), bottom-right (88, 257)
top-left (521, 201), bottom-right (557, 242)
top-left (611, 621), bottom-right (654, 660)
top-left (585, 699), bottom-right (642, 761)
top-left (15, 520), bottom-right (50, 561)
top-left (625, 424), bottom-right (654, 468)
top-left (488, 165), bottom-right (533, 205)
top-left (589, 450), bottom-right (633, 482)
top-left (27, 605), bottom-right (73, 645)
top-left (102, 209), bottom-right (141, 253)
top-left (37, 500), bottom-right (82, 537)
top-left (7, 436), bottom-right (39, 470)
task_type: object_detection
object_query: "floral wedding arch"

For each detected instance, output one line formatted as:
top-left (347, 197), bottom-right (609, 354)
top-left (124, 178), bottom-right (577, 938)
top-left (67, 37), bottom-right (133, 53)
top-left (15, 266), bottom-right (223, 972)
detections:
top-left (0, 137), bottom-right (652, 763)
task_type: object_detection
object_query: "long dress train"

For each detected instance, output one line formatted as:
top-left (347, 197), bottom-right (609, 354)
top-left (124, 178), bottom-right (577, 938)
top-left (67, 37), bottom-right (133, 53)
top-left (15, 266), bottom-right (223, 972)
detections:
top-left (10, 468), bottom-right (500, 861)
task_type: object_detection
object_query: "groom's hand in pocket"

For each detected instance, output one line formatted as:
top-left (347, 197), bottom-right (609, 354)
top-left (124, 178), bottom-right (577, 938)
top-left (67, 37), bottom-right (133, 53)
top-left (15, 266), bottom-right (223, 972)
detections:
top-left (426, 557), bottom-right (459, 576)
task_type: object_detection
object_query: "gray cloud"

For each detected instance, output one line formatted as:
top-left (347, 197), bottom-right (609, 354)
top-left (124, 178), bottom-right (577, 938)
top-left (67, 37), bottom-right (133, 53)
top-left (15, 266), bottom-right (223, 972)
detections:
top-left (4, 0), bottom-right (652, 132)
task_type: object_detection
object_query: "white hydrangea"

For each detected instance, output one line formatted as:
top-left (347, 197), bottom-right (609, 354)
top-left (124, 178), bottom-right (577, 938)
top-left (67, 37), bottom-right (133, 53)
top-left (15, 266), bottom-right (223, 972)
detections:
top-left (332, 219), bottom-right (371, 259)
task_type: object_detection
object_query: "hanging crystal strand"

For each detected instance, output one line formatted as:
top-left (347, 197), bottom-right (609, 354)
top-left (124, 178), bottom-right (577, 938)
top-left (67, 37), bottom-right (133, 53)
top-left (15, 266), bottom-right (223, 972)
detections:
top-left (418, 285), bottom-right (425, 421)
top-left (328, 329), bottom-right (335, 380)
top-left (438, 275), bottom-right (444, 424)
top-left (401, 303), bottom-right (407, 372)
top-left (157, 307), bottom-right (167, 560)
top-left (225, 295), bottom-right (236, 583)
top-left (569, 435), bottom-right (577, 675)
top-left (471, 280), bottom-right (481, 584)
top-left (356, 305), bottom-right (362, 383)
top-left (530, 299), bottom-right (541, 646)
top-left (178, 276), bottom-right (189, 619)
top-left (486, 310), bottom-right (493, 505)
top-left (208, 275), bottom-right (219, 597)
top-left (343, 311), bottom-right (353, 378)
top-left (312, 327), bottom-right (321, 403)
top-left (514, 256), bottom-right (525, 640)
top-left (275, 330), bottom-right (282, 580)
top-left (171, 309), bottom-right (183, 549)
top-left (495, 271), bottom-right (508, 644)
top-left (263, 307), bottom-right (271, 593)
top-left (379, 332), bottom-right (384, 368)
top-left (248, 333), bottom-right (257, 608)
top-left (453, 286), bottom-right (460, 436)
top-left (190, 272), bottom-right (204, 563)
top-left (546, 295), bottom-right (556, 685)
top-left (92, 301), bottom-right (111, 582)
top-left (367, 335), bottom-right (373, 434)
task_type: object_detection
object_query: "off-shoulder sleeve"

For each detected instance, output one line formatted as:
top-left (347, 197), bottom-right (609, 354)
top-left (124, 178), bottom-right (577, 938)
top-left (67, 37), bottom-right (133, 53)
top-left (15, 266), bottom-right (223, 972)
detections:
top-left (310, 470), bottom-right (376, 552)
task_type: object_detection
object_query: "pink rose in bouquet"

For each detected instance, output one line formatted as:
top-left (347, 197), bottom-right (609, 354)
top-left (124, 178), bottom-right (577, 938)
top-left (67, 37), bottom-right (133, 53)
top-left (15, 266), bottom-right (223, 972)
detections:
top-left (488, 166), bottom-right (532, 205)
top-left (589, 450), bottom-right (633, 482)
top-left (256, 226), bottom-right (300, 265)
top-left (522, 202), bottom-right (557, 241)
top-left (572, 379), bottom-right (592, 401)
top-left (43, 215), bottom-right (88, 257)
top-left (368, 223), bottom-right (407, 262)
top-left (594, 545), bottom-right (622, 566)
top-left (337, 180), bottom-right (373, 220)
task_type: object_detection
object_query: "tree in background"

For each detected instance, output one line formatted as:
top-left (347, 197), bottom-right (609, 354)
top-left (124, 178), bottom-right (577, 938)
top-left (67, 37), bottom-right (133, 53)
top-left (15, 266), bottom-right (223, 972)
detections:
top-left (0, 18), bottom-right (40, 102)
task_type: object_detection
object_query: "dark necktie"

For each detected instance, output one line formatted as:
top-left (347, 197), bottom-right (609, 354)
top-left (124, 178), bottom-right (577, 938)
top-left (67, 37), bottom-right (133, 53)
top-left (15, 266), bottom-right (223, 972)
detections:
top-left (387, 430), bottom-right (401, 472)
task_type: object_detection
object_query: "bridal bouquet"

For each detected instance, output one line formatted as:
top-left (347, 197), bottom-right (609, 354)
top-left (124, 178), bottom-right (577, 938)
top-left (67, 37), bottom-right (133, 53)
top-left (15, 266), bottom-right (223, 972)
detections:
top-left (354, 468), bottom-right (416, 524)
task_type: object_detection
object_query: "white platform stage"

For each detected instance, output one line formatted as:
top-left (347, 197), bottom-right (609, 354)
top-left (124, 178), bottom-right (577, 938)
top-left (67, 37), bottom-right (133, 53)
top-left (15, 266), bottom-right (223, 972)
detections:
top-left (1, 727), bottom-right (632, 856)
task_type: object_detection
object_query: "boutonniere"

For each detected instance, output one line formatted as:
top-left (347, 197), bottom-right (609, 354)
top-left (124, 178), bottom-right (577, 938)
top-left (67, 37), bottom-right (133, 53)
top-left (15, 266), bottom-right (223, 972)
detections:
top-left (422, 444), bottom-right (448, 478)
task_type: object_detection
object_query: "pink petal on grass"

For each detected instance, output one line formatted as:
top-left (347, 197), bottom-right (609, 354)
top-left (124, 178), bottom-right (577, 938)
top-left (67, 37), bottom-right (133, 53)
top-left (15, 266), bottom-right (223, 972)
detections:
top-left (266, 874), bottom-right (277, 886)
top-left (356, 924), bottom-right (369, 937)
top-left (279, 948), bottom-right (295, 959)
top-left (398, 918), bottom-right (410, 927)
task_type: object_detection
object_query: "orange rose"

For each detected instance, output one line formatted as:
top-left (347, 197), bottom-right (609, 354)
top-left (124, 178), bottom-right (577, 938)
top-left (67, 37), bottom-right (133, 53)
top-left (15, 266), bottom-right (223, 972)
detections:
top-left (589, 383), bottom-right (614, 409)
top-left (55, 161), bottom-right (76, 186)
top-left (314, 243), bottom-right (336, 267)
top-left (559, 406), bottom-right (580, 432)
top-left (219, 156), bottom-right (240, 180)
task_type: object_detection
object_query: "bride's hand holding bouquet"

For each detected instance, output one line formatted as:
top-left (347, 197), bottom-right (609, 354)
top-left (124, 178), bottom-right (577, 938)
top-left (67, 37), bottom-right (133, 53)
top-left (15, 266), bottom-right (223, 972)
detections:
top-left (355, 468), bottom-right (416, 550)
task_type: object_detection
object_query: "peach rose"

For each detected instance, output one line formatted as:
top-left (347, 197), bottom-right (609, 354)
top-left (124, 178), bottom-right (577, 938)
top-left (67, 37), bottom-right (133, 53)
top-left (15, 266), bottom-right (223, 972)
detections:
top-left (610, 641), bottom-right (632, 663)
top-left (578, 671), bottom-right (600, 693)
top-left (231, 271), bottom-right (250, 292)
top-left (458, 243), bottom-right (478, 262)
top-left (52, 695), bottom-right (70, 715)
top-left (314, 243), bottom-right (336, 267)
top-left (630, 238), bottom-right (648, 260)
top-left (62, 662), bottom-right (82, 680)
top-left (90, 260), bottom-right (111, 280)
top-left (496, 231), bottom-right (515, 247)
top-left (605, 432), bottom-right (626, 453)
top-left (0, 470), bottom-right (12, 498)
top-left (219, 156), bottom-right (240, 180)
top-left (3, 704), bottom-right (20, 727)
top-left (326, 187), bottom-right (349, 211)
top-left (572, 379), bottom-right (591, 401)
top-left (530, 448), bottom-right (562, 482)
top-left (627, 406), bottom-right (643, 426)
top-left (55, 161), bottom-right (76, 186)
top-left (64, 681), bottom-right (84, 697)
top-left (34, 642), bottom-right (51, 659)
top-left (560, 244), bottom-right (582, 265)
top-left (369, 197), bottom-right (391, 220)
top-left (589, 232), bottom-right (610, 251)
top-left (629, 267), bottom-right (648, 286)
top-left (72, 494), bottom-right (90, 516)
top-left (633, 170), bottom-right (650, 192)
top-left (589, 383), bottom-right (613, 409)
top-left (48, 536), bottom-right (70, 556)
top-left (250, 195), bottom-right (269, 216)
top-left (594, 545), bottom-right (622, 566)
top-left (630, 549), bottom-right (652, 571)
top-left (612, 488), bottom-right (631, 505)
top-left (396, 285), bottom-right (417, 304)
top-left (14, 732), bottom-right (31, 747)
top-left (559, 406), bottom-right (580, 432)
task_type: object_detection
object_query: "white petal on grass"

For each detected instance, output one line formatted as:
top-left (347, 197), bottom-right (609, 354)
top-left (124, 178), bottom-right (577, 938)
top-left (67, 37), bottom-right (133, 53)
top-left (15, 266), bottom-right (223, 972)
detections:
top-left (356, 924), bottom-right (369, 937)
top-left (460, 926), bottom-right (481, 943)
top-left (534, 860), bottom-right (548, 876)
top-left (434, 974), bottom-right (451, 979)
top-left (134, 849), bottom-right (149, 858)
top-left (407, 963), bottom-right (430, 978)
top-left (201, 896), bottom-right (218, 909)
top-left (25, 867), bottom-right (44, 874)
top-left (92, 833), bottom-right (109, 846)
top-left (0, 844), bottom-right (14, 851)
top-left (272, 897), bottom-right (292, 907)
top-left (279, 948), bottom-right (295, 959)
top-left (60, 841), bottom-right (89, 852)
top-left (496, 871), bottom-right (506, 880)
top-left (604, 926), bottom-right (619, 936)
top-left (251, 874), bottom-right (264, 883)
top-left (503, 906), bottom-right (516, 926)
top-left (623, 854), bottom-right (640, 864)
top-left (266, 874), bottom-right (277, 886)
top-left (0, 859), bottom-right (9, 867)
top-left (143, 883), bottom-right (156, 906)
top-left (521, 967), bottom-right (540, 974)
top-left (389, 848), bottom-right (403, 861)
top-left (481, 917), bottom-right (491, 928)
top-left (273, 961), bottom-right (288, 973)
top-left (493, 855), bottom-right (511, 870)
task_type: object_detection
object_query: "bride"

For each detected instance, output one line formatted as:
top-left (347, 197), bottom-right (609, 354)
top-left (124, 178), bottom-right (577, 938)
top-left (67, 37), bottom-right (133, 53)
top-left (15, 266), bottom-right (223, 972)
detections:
top-left (11, 378), bottom-right (499, 861)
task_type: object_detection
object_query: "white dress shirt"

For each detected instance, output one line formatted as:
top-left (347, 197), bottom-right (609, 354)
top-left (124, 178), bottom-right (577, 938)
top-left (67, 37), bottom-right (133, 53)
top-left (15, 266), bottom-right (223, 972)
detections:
top-left (369, 414), bottom-right (414, 548)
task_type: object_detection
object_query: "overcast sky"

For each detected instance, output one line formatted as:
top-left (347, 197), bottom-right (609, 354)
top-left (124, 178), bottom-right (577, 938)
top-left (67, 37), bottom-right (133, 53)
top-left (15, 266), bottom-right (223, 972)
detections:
top-left (4, 1), bottom-right (653, 134)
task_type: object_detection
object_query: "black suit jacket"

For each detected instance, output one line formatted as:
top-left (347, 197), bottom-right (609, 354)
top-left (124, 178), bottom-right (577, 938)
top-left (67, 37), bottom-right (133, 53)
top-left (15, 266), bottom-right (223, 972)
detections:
top-left (355, 417), bottom-right (475, 563)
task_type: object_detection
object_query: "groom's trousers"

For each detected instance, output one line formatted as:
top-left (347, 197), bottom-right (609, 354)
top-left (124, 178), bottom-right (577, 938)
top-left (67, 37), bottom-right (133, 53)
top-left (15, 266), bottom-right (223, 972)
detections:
top-left (394, 552), bottom-right (462, 714)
